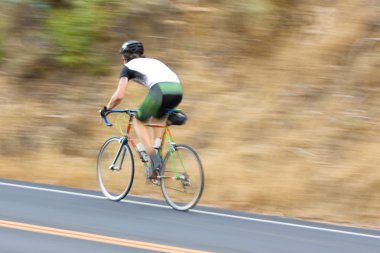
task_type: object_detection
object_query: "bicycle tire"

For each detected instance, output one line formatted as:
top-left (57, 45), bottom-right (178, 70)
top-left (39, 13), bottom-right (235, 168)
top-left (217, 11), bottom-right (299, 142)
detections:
top-left (160, 144), bottom-right (204, 211)
top-left (97, 137), bottom-right (134, 201)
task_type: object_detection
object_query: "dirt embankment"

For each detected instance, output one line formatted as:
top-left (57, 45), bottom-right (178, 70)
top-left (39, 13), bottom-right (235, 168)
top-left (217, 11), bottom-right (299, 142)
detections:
top-left (0, 1), bottom-right (379, 228)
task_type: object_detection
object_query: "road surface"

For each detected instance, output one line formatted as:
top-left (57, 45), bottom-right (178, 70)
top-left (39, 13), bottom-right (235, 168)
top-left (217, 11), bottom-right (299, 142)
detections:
top-left (0, 179), bottom-right (379, 252)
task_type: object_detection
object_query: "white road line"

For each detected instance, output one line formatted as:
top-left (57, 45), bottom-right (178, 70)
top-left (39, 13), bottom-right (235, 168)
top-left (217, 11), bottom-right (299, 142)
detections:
top-left (0, 181), bottom-right (379, 240)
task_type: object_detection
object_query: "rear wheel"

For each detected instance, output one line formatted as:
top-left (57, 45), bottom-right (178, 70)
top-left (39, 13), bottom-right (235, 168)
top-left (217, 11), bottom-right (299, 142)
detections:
top-left (97, 137), bottom-right (134, 201)
top-left (160, 144), bottom-right (204, 211)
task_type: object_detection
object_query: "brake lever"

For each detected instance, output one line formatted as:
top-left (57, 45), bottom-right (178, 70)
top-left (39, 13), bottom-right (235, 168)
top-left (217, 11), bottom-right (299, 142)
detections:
top-left (99, 109), bottom-right (113, 127)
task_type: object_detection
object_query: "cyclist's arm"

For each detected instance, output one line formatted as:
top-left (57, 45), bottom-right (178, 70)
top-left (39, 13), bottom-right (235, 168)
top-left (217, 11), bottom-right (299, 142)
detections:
top-left (106, 77), bottom-right (128, 110)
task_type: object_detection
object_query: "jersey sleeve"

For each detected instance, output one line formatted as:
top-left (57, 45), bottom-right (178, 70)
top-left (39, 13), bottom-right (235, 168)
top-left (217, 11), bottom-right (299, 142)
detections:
top-left (119, 66), bottom-right (136, 79)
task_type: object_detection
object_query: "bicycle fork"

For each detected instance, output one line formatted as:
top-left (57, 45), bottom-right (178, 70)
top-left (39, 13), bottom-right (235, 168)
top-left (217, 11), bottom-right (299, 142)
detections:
top-left (109, 137), bottom-right (128, 171)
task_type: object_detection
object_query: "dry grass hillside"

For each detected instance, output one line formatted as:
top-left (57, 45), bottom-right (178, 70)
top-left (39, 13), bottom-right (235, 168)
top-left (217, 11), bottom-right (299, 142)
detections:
top-left (0, 0), bottom-right (379, 227)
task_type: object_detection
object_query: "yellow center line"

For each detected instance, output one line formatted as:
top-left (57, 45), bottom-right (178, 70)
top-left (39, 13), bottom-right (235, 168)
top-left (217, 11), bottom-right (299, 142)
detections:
top-left (0, 220), bottom-right (211, 253)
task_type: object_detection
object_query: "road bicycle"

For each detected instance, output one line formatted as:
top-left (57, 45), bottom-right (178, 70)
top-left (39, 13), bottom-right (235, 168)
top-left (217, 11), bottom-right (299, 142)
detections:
top-left (98, 109), bottom-right (204, 211)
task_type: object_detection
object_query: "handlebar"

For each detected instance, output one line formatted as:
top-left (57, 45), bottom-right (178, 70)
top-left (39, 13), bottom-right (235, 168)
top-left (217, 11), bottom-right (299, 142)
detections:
top-left (99, 109), bottom-right (138, 127)
top-left (99, 108), bottom-right (182, 127)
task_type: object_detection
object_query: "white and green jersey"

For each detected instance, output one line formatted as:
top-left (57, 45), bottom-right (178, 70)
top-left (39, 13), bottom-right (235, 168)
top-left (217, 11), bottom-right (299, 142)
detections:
top-left (120, 58), bottom-right (180, 89)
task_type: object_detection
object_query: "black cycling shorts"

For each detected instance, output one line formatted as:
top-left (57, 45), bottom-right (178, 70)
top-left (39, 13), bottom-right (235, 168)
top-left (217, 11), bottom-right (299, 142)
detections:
top-left (137, 82), bottom-right (182, 121)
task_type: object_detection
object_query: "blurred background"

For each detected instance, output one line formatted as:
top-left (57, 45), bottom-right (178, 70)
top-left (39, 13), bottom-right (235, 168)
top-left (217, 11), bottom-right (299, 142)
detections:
top-left (0, 0), bottom-right (379, 227)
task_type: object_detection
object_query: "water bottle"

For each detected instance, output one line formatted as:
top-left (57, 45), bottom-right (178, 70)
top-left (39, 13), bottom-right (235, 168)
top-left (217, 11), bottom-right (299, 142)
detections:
top-left (136, 143), bottom-right (149, 163)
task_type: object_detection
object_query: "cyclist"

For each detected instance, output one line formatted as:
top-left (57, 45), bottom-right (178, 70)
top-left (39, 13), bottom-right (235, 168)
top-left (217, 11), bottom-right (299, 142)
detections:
top-left (101, 40), bottom-right (183, 179)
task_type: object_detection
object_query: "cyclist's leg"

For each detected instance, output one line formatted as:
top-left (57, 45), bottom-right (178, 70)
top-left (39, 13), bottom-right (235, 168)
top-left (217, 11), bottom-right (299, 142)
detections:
top-left (151, 116), bottom-right (167, 142)
top-left (134, 85), bottom-right (162, 156)
top-left (134, 119), bottom-right (153, 154)
top-left (134, 85), bottom-right (166, 178)
top-left (152, 82), bottom-right (183, 143)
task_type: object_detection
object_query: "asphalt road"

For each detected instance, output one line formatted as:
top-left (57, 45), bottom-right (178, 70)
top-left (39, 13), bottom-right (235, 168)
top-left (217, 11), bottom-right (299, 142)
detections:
top-left (1, 179), bottom-right (379, 253)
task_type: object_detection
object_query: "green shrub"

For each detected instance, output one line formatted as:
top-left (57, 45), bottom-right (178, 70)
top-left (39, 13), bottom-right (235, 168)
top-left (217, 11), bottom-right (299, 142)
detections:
top-left (45, 0), bottom-right (112, 73)
top-left (0, 10), bottom-right (7, 62)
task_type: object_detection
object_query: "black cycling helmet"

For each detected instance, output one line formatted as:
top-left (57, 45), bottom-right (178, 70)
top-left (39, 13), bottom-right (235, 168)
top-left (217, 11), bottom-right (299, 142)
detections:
top-left (119, 40), bottom-right (144, 56)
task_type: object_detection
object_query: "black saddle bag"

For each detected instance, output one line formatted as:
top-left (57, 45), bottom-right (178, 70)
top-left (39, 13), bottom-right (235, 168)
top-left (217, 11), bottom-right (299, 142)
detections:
top-left (167, 111), bottom-right (187, 125)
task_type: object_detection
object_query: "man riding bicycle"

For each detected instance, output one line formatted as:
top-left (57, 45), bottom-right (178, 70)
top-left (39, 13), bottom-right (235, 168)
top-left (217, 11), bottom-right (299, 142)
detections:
top-left (101, 40), bottom-right (183, 179)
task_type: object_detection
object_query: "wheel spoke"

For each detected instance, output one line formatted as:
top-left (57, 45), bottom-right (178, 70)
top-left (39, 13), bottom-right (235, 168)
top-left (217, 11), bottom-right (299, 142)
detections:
top-left (164, 186), bottom-right (187, 193)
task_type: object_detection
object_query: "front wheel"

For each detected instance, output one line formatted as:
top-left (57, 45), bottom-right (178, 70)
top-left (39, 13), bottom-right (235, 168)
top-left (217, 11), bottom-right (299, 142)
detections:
top-left (97, 137), bottom-right (134, 201)
top-left (160, 144), bottom-right (204, 211)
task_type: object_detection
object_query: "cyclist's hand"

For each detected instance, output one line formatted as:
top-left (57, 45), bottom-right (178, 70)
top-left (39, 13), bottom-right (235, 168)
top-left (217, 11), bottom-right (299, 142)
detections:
top-left (99, 106), bottom-right (110, 117)
top-left (99, 106), bottom-right (113, 127)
